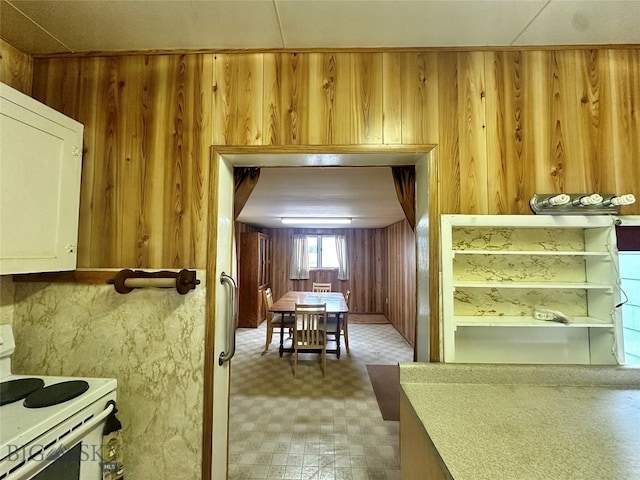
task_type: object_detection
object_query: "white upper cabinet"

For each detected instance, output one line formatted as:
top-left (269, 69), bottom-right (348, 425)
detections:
top-left (0, 82), bottom-right (84, 274)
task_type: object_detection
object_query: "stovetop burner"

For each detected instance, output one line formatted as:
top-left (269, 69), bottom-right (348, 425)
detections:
top-left (24, 380), bottom-right (90, 408)
top-left (0, 377), bottom-right (45, 406)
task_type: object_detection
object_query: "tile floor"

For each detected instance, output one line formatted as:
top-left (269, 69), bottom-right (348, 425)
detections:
top-left (228, 320), bottom-right (414, 480)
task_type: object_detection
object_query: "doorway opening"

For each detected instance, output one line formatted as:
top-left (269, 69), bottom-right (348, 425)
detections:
top-left (203, 145), bottom-right (437, 479)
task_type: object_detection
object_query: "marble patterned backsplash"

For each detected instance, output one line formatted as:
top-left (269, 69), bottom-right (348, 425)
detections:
top-left (9, 272), bottom-right (206, 479)
top-left (452, 227), bottom-right (586, 251)
top-left (454, 287), bottom-right (588, 317)
top-left (453, 254), bottom-right (586, 282)
top-left (0, 276), bottom-right (16, 326)
top-left (451, 226), bottom-right (593, 317)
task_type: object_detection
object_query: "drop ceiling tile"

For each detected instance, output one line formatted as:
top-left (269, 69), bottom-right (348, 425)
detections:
top-left (275, 0), bottom-right (547, 48)
top-left (9, 0), bottom-right (283, 53)
top-left (515, 0), bottom-right (640, 46)
top-left (0, 0), bottom-right (70, 54)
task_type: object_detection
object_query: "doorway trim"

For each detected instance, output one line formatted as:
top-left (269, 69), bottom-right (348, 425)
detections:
top-left (202, 143), bottom-right (441, 480)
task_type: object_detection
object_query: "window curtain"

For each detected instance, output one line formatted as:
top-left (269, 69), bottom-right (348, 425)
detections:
top-left (391, 166), bottom-right (416, 231)
top-left (335, 234), bottom-right (349, 280)
top-left (289, 234), bottom-right (309, 280)
top-left (233, 167), bottom-right (260, 220)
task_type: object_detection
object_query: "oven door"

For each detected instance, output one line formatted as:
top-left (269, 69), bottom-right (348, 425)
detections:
top-left (3, 399), bottom-right (115, 480)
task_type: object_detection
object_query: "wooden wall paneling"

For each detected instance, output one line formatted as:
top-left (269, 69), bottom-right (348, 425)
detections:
top-left (553, 50), bottom-right (592, 193)
top-left (401, 52), bottom-right (439, 145)
top-left (236, 54), bottom-right (263, 145)
top-left (31, 57), bottom-right (80, 115)
top-left (348, 228), bottom-right (386, 313)
top-left (118, 55), bottom-right (148, 267)
top-left (262, 53), bottom-right (281, 145)
top-left (268, 53), bottom-right (311, 145)
top-left (616, 49), bottom-right (640, 204)
top-left (458, 51), bottom-right (489, 214)
top-left (540, 51), bottom-right (569, 193)
top-left (601, 49), bottom-right (640, 200)
top-left (29, 48), bottom-right (640, 270)
top-left (188, 53), bottom-right (213, 266)
top-left (306, 53), bottom-right (352, 145)
top-left (266, 228), bottom-right (291, 300)
top-left (484, 51), bottom-right (509, 214)
top-left (78, 59), bottom-right (115, 267)
top-left (427, 148), bottom-right (442, 361)
top-left (436, 52), bottom-right (461, 214)
top-left (0, 38), bottom-right (33, 94)
top-left (212, 53), bottom-right (238, 145)
top-left (88, 57), bottom-right (121, 267)
top-left (160, 54), bottom-right (212, 268)
top-left (33, 54), bottom-right (214, 268)
top-left (266, 227), bottom-right (387, 314)
top-left (485, 51), bottom-right (528, 214)
top-left (574, 49), bottom-right (605, 193)
top-left (382, 52), bottom-right (403, 144)
top-left (351, 53), bottom-right (383, 144)
top-left (386, 219), bottom-right (416, 346)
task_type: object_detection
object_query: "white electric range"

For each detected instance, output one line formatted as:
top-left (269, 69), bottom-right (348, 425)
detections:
top-left (0, 325), bottom-right (117, 480)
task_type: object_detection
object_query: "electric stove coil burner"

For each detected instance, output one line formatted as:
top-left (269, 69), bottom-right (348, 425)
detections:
top-left (0, 378), bottom-right (45, 406)
top-left (23, 380), bottom-right (90, 408)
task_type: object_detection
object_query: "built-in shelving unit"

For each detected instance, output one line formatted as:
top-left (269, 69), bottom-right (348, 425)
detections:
top-left (440, 215), bottom-right (624, 364)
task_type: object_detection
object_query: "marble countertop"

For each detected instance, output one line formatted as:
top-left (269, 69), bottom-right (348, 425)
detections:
top-left (399, 364), bottom-right (640, 480)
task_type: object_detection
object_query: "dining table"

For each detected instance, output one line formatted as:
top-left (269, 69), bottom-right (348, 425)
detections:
top-left (269, 291), bottom-right (349, 358)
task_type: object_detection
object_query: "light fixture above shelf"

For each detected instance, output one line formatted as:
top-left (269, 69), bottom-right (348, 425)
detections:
top-left (530, 193), bottom-right (635, 215)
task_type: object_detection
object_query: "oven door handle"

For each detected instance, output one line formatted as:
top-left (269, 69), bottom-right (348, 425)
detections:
top-left (218, 272), bottom-right (237, 366)
top-left (7, 403), bottom-right (114, 480)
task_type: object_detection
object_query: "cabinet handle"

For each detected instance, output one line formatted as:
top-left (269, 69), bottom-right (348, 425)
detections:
top-left (218, 272), bottom-right (237, 366)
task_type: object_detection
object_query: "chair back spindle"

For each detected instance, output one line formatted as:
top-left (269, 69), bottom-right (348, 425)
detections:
top-left (312, 282), bottom-right (332, 292)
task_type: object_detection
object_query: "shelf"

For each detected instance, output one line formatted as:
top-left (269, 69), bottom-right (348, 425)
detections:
top-left (440, 214), bottom-right (623, 365)
top-left (452, 250), bottom-right (610, 257)
top-left (454, 316), bottom-right (614, 328)
top-left (452, 281), bottom-right (614, 290)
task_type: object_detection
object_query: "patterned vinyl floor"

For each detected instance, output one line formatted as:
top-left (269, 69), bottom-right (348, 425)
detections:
top-left (228, 321), bottom-right (414, 480)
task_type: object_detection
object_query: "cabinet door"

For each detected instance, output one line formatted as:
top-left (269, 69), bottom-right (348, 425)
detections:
top-left (0, 83), bottom-right (84, 274)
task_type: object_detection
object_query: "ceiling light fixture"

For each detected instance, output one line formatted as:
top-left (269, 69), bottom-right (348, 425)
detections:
top-left (281, 217), bottom-right (352, 225)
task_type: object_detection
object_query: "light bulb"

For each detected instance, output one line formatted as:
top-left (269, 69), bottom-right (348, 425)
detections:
top-left (572, 193), bottom-right (602, 206)
top-left (602, 194), bottom-right (636, 207)
top-left (537, 194), bottom-right (570, 208)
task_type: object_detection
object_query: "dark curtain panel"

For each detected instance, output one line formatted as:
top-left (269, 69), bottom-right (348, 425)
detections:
top-left (391, 166), bottom-right (416, 230)
top-left (233, 167), bottom-right (260, 220)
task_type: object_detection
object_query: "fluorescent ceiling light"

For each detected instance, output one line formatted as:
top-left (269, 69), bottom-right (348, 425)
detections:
top-left (281, 217), bottom-right (352, 225)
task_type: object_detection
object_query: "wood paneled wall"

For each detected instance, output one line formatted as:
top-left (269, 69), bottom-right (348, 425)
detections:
top-left (28, 48), bottom-right (640, 269)
top-left (0, 38), bottom-right (33, 95)
top-left (31, 54), bottom-right (213, 268)
top-left (264, 227), bottom-right (388, 314)
top-left (386, 219), bottom-right (417, 346)
top-left (235, 222), bottom-right (416, 344)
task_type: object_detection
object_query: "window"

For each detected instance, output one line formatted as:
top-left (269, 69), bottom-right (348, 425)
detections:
top-left (307, 235), bottom-right (339, 269)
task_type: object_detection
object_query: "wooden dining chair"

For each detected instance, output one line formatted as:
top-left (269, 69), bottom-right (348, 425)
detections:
top-left (312, 282), bottom-right (332, 292)
top-left (326, 289), bottom-right (351, 352)
top-left (293, 303), bottom-right (327, 377)
top-left (262, 287), bottom-right (295, 353)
